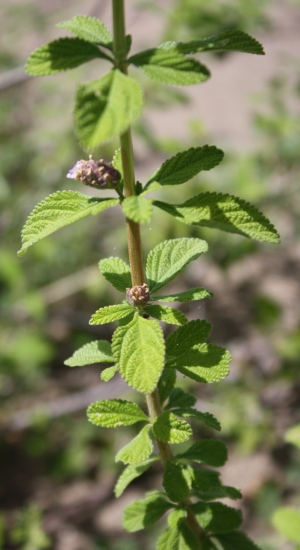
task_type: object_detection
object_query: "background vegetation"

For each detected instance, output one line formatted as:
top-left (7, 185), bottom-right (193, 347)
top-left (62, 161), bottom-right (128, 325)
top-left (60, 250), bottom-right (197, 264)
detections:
top-left (1, 0), bottom-right (299, 548)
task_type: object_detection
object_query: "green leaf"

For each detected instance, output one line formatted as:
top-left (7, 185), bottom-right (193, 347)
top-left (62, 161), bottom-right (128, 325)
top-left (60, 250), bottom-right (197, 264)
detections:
top-left (171, 30), bottom-right (264, 56)
top-left (57, 15), bottom-right (112, 47)
top-left (64, 340), bottom-right (114, 367)
top-left (152, 287), bottom-right (213, 303)
top-left (146, 238), bottom-right (208, 294)
top-left (140, 181), bottom-right (162, 196)
top-left (172, 407), bottom-right (221, 431)
top-left (163, 462), bottom-right (191, 502)
top-left (122, 491), bottom-right (173, 532)
top-left (212, 531), bottom-right (263, 550)
top-left (165, 388), bottom-right (196, 410)
top-left (153, 412), bottom-right (192, 444)
top-left (154, 192), bottom-right (280, 244)
top-left (25, 38), bottom-right (106, 76)
top-left (112, 148), bottom-right (123, 177)
top-left (165, 322), bottom-right (230, 383)
top-left (285, 424), bottom-right (300, 449)
top-left (116, 425), bottom-right (153, 464)
top-left (122, 196), bottom-right (153, 223)
top-left (176, 440), bottom-right (228, 467)
top-left (158, 368), bottom-right (177, 404)
top-left (75, 70), bottom-right (143, 148)
top-left (194, 485), bottom-right (242, 502)
top-left (129, 46), bottom-right (210, 86)
top-left (272, 507), bottom-right (300, 543)
top-left (144, 305), bottom-right (188, 326)
top-left (18, 192), bottom-right (119, 256)
top-left (99, 257), bottom-right (131, 292)
top-left (189, 502), bottom-right (242, 534)
top-left (112, 314), bottom-right (165, 394)
top-left (189, 466), bottom-right (222, 494)
top-left (157, 523), bottom-right (199, 550)
top-left (100, 365), bottom-right (119, 381)
top-left (87, 399), bottom-right (148, 428)
top-left (89, 304), bottom-right (134, 325)
top-left (115, 458), bottom-right (158, 498)
top-left (146, 146), bottom-right (223, 188)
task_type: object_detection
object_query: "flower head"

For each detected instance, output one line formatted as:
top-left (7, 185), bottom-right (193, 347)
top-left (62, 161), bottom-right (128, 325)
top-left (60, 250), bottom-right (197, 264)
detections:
top-left (126, 284), bottom-right (150, 307)
top-left (67, 156), bottom-right (121, 189)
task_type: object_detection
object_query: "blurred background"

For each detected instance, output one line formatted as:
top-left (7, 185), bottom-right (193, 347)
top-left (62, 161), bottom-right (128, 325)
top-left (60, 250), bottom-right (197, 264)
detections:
top-left (1, 0), bottom-right (300, 548)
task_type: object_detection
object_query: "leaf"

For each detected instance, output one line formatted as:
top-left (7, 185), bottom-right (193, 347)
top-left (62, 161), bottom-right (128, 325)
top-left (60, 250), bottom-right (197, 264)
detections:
top-left (144, 305), bottom-right (188, 326)
top-left (158, 368), bottom-right (177, 404)
top-left (146, 146), bottom-right (224, 188)
top-left (272, 507), bottom-right (300, 543)
top-left (163, 461), bottom-right (191, 502)
top-left (25, 38), bottom-right (106, 76)
top-left (212, 531), bottom-right (263, 550)
top-left (285, 424), bottom-right (300, 449)
top-left (171, 30), bottom-right (264, 56)
top-left (172, 407), bottom-right (221, 431)
top-left (112, 314), bottom-right (165, 394)
top-left (166, 320), bottom-right (212, 362)
top-left (172, 343), bottom-right (231, 384)
top-left (112, 148), bottom-right (123, 177)
top-left (114, 458), bottom-right (158, 497)
top-left (116, 425), bottom-right (153, 465)
top-left (129, 46), bottom-right (210, 86)
top-left (152, 287), bottom-right (213, 303)
top-left (189, 502), bottom-right (242, 534)
top-left (157, 524), bottom-right (199, 550)
top-left (153, 412), bottom-right (192, 444)
top-left (100, 365), bottom-right (119, 381)
top-left (165, 388), bottom-right (197, 410)
top-left (64, 340), bottom-right (114, 367)
top-left (89, 304), bottom-right (134, 325)
top-left (122, 491), bottom-right (173, 532)
top-left (154, 192), bottom-right (280, 244)
top-left (57, 15), bottom-right (112, 47)
top-left (122, 196), bottom-right (153, 223)
top-left (146, 238), bottom-right (208, 294)
top-left (75, 70), bottom-right (143, 148)
top-left (167, 509), bottom-right (187, 529)
top-left (99, 257), bottom-right (131, 292)
top-left (18, 192), bottom-right (119, 256)
top-left (87, 399), bottom-right (148, 428)
top-left (176, 440), bottom-right (228, 467)
top-left (189, 466), bottom-right (222, 494)
top-left (194, 485), bottom-right (242, 502)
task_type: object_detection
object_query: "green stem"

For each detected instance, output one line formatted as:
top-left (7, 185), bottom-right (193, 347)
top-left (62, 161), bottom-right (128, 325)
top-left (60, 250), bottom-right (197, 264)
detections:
top-left (112, 1), bottom-right (204, 544)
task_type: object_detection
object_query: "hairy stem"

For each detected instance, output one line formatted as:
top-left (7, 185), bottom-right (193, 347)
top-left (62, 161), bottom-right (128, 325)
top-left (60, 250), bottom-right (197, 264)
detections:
top-left (112, 1), bottom-right (204, 543)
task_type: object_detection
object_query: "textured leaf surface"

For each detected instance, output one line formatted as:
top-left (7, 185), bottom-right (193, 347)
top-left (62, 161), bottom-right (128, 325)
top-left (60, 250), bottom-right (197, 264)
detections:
top-left (122, 196), bottom-right (153, 223)
top-left (123, 491), bottom-right (173, 532)
top-left (163, 461), bottom-right (191, 502)
top-left (172, 407), bottom-right (221, 431)
top-left (87, 399), bottom-right (148, 428)
top-left (195, 485), bottom-right (242, 502)
top-left (154, 192), bottom-right (280, 244)
top-left (75, 70), bottom-right (143, 148)
top-left (144, 305), bottom-right (188, 325)
top-left (57, 15), bottom-right (112, 46)
top-left (166, 320), bottom-right (212, 362)
top-left (158, 368), bottom-right (176, 404)
top-left (146, 238), bottom-right (208, 294)
top-left (25, 38), bottom-right (105, 76)
top-left (189, 466), bottom-right (222, 494)
top-left (176, 440), bottom-right (228, 467)
top-left (172, 29), bottom-right (264, 55)
top-left (90, 304), bottom-right (134, 325)
top-left (64, 340), bottom-right (113, 367)
top-left (189, 502), bottom-right (242, 534)
top-left (115, 458), bottom-right (158, 497)
top-left (165, 388), bottom-right (196, 410)
top-left (153, 412), bottom-right (192, 444)
top-left (213, 531), bottom-right (263, 550)
top-left (112, 314), bottom-right (165, 394)
top-left (129, 47), bottom-right (210, 86)
top-left (99, 257), bottom-right (131, 292)
top-left (146, 146), bottom-right (223, 188)
top-left (272, 508), bottom-right (300, 543)
top-left (116, 425), bottom-right (153, 464)
top-left (112, 147), bottom-right (123, 176)
top-left (100, 365), bottom-right (119, 381)
top-left (18, 192), bottom-right (119, 256)
top-left (152, 287), bottom-right (212, 303)
top-left (174, 343), bottom-right (231, 384)
top-left (157, 524), bottom-right (199, 550)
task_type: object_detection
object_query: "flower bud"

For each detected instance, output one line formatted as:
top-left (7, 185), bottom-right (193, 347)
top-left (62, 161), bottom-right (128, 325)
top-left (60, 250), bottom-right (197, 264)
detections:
top-left (126, 284), bottom-right (150, 307)
top-left (66, 156), bottom-right (121, 189)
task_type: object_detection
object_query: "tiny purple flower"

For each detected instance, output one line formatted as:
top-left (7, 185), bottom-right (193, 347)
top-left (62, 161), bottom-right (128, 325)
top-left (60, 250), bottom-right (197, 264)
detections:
top-left (126, 284), bottom-right (150, 307)
top-left (66, 156), bottom-right (121, 190)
